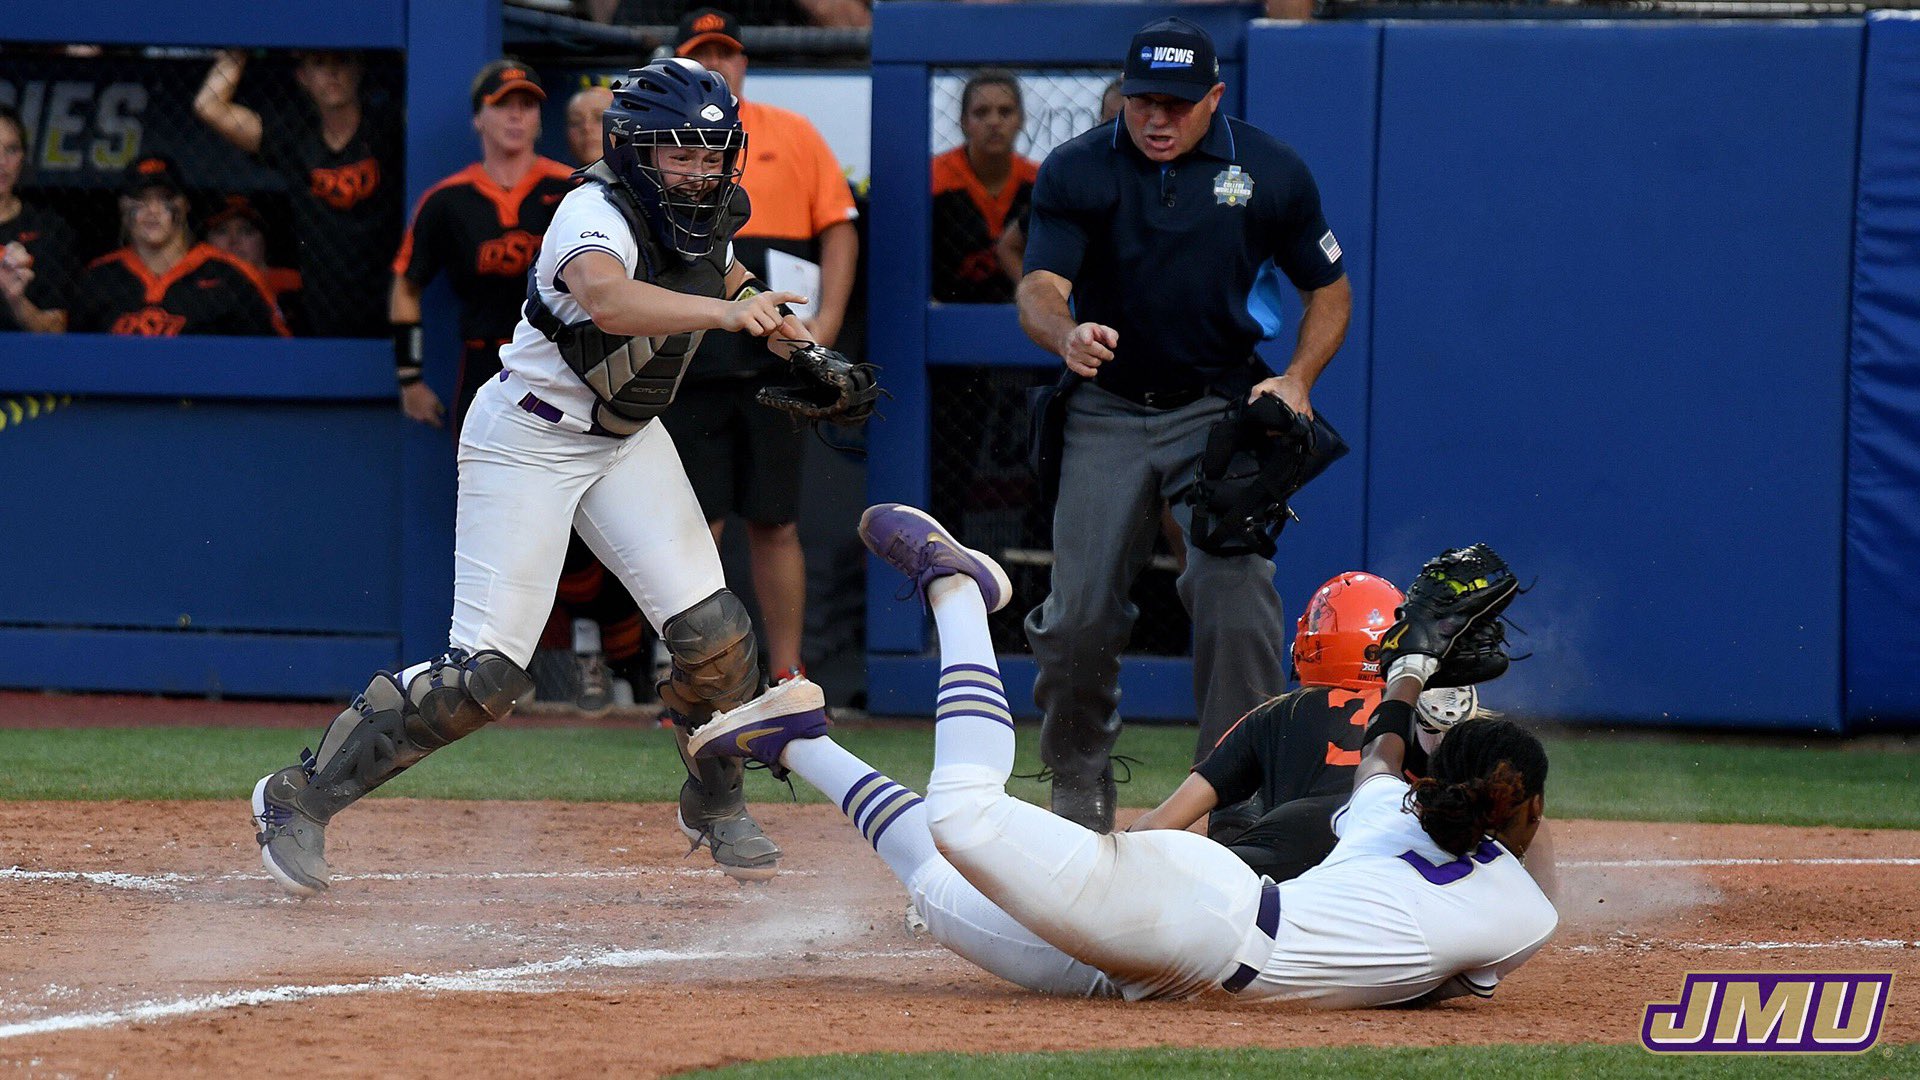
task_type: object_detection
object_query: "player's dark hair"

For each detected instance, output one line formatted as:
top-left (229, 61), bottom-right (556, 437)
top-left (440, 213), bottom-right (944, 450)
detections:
top-left (1406, 718), bottom-right (1547, 858)
top-left (960, 69), bottom-right (1023, 120)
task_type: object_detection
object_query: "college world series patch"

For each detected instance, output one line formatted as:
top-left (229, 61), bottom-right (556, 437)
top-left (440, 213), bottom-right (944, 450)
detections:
top-left (1214, 165), bottom-right (1254, 207)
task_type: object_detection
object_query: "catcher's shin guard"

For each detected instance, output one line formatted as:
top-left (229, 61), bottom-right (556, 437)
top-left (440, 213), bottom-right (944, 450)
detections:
top-left (297, 650), bottom-right (532, 822)
top-left (672, 725), bottom-right (781, 881)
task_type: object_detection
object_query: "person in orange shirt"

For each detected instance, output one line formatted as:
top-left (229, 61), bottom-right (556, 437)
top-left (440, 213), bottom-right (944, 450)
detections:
top-left (73, 155), bottom-right (289, 337)
top-left (931, 70), bottom-right (1039, 304)
top-left (669, 7), bottom-right (859, 684)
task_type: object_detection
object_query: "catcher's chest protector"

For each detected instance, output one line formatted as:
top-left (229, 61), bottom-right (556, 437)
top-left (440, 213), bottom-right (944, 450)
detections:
top-left (524, 163), bottom-right (744, 434)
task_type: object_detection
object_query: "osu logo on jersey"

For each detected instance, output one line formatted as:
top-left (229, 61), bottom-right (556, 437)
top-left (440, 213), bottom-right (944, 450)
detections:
top-left (310, 158), bottom-right (382, 211)
top-left (112, 307), bottom-right (187, 336)
top-left (477, 230), bottom-right (539, 276)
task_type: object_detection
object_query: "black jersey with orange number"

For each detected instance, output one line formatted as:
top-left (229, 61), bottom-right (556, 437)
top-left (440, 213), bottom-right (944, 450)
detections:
top-left (1194, 685), bottom-right (1434, 810)
top-left (259, 109), bottom-right (403, 337)
top-left (393, 158), bottom-right (578, 343)
top-left (74, 244), bottom-right (290, 337)
top-left (0, 202), bottom-right (79, 330)
top-left (930, 146), bottom-right (1037, 304)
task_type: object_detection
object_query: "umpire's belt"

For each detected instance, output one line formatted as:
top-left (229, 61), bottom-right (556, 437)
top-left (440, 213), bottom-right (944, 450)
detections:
top-left (1108, 384), bottom-right (1208, 411)
top-left (1221, 882), bottom-right (1282, 994)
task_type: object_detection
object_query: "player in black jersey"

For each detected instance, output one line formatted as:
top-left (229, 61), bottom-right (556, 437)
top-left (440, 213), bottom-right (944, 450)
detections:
top-left (72, 155), bottom-right (288, 338)
top-left (195, 48), bottom-right (402, 337)
top-left (391, 60), bottom-right (577, 432)
top-left (0, 104), bottom-right (77, 334)
top-left (1128, 572), bottom-right (1485, 883)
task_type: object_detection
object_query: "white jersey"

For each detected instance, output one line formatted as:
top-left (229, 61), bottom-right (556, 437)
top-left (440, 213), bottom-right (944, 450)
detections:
top-left (1243, 773), bottom-right (1558, 1007)
top-left (495, 182), bottom-right (732, 426)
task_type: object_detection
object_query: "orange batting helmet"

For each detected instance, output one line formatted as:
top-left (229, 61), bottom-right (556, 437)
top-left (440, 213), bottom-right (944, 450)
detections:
top-left (1292, 572), bottom-right (1403, 689)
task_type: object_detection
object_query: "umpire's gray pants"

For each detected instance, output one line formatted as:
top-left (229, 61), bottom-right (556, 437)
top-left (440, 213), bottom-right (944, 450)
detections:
top-left (1024, 383), bottom-right (1288, 776)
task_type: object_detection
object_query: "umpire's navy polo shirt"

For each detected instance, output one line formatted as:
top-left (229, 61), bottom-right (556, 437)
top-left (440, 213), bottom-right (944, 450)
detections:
top-left (1023, 111), bottom-right (1346, 404)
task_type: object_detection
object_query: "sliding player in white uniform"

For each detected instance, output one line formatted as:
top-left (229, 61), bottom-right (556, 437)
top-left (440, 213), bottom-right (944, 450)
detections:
top-left (249, 59), bottom-right (835, 894)
top-left (692, 506), bottom-right (1557, 1006)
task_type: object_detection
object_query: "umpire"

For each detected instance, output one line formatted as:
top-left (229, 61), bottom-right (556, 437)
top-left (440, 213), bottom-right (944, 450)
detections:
top-left (1018, 17), bottom-right (1352, 832)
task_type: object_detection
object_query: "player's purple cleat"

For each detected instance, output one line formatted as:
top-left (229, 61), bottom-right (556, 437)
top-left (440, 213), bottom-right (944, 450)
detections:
top-left (688, 676), bottom-right (831, 768)
top-left (858, 503), bottom-right (1011, 613)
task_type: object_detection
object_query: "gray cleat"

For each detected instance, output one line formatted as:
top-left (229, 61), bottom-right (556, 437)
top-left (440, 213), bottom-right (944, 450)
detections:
top-left (676, 773), bottom-right (781, 882)
top-left (251, 764), bottom-right (331, 896)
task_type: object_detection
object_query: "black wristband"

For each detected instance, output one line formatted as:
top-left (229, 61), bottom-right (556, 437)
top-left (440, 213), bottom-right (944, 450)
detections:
top-left (394, 323), bottom-right (423, 386)
top-left (1362, 699), bottom-right (1416, 747)
top-left (731, 275), bottom-right (796, 318)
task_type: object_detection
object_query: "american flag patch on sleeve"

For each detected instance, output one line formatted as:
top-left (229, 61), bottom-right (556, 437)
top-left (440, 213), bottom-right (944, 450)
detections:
top-left (1320, 231), bottom-right (1342, 263)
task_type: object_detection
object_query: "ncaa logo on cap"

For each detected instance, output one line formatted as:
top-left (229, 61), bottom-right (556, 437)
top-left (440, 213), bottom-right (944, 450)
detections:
top-left (1142, 45), bottom-right (1196, 69)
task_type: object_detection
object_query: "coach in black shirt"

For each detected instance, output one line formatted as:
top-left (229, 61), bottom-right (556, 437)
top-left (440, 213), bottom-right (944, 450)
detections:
top-left (1017, 17), bottom-right (1352, 832)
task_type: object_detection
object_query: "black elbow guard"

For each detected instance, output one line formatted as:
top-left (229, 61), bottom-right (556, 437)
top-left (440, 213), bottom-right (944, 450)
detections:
top-left (1362, 698), bottom-right (1416, 747)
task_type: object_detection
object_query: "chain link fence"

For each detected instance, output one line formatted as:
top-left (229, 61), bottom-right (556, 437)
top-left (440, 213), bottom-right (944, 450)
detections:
top-left (923, 67), bottom-right (1191, 656)
top-left (0, 43), bottom-right (403, 338)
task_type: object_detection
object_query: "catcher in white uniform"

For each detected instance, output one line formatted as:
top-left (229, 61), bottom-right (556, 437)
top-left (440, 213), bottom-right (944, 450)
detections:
top-left (249, 58), bottom-right (877, 895)
top-left (692, 506), bottom-right (1557, 1006)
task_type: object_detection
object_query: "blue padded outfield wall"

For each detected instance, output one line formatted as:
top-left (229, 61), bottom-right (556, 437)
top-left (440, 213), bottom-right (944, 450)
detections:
top-left (1846, 13), bottom-right (1920, 729)
top-left (869, 6), bottom-right (1915, 732)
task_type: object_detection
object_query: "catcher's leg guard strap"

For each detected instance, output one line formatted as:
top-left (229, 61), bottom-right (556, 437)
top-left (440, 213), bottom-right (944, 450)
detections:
top-left (295, 651), bottom-right (531, 822)
top-left (659, 589), bottom-right (760, 724)
top-left (406, 649), bottom-right (534, 745)
top-left (298, 673), bottom-right (432, 822)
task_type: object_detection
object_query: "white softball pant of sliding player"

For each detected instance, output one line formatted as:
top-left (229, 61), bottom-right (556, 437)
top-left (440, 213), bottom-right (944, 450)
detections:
top-left (919, 769), bottom-right (1276, 1001)
top-left (448, 372), bottom-right (724, 664)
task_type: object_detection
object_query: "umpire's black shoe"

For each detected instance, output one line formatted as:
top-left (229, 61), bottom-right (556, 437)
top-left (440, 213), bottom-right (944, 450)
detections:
top-left (1050, 763), bottom-right (1117, 834)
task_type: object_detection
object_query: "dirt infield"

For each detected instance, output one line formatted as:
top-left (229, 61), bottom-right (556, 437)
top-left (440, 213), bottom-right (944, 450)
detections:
top-left (1, 800), bottom-right (1915, 1077)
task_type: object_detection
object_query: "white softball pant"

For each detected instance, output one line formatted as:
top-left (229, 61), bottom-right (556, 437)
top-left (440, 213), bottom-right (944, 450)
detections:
top-left (922, 766), bottom-right (1278, 1001)
top-left (447, 372), bottom-right (724, 665)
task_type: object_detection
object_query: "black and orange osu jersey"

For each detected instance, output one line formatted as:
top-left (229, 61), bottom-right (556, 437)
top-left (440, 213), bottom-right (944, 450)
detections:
top-left (0, 202), bottom-right (79, 331)
top-left (393, 158), bottom-right (578, 344)
top-left (74, 243), bottom-right (290, 337)
top-left (260, 109), bottom-right (403, 337)
top-left (1195, 685), bottom-right (1433, 811)
top-left (930, 145), bottom-right (1038, 304)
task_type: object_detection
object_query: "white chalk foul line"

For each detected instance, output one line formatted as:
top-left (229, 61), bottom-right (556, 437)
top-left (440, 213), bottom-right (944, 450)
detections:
top-left (1, 864), bottom-right (817, 896)
top-left (1562, 857), bottom-right (1920, 869)
top-left (0, 947), bottom-right (740, 1041)
top-left (1570, 938), bottom-right (1920, 954)
top-left (0, 944), bottom-right (948, 1042)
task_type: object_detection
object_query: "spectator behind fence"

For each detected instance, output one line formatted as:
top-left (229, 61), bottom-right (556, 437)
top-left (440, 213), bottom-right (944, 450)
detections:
top-left (566, 84), bottom-right (616, 168)
top-left (73, 155), bottom-right (290, 337)
top-left (195, 49), bottom-right (402, 337)
top-left (205, 194), bottom-right (306, 333)
top-left (931, 70), bottom-right (1037, 304)
top-left (988, 77), bottom-right (1121, 308)
top-left (390, 60), bottom-right (576, 433)
top-left (667, 8), bottom-right (860, 683)
top-left (0, 104), bottom-right (77, 334)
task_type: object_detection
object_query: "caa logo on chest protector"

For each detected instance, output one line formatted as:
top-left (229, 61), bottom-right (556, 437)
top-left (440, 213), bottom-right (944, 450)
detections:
top-left (1140, 45), bottom-right (1196, 69)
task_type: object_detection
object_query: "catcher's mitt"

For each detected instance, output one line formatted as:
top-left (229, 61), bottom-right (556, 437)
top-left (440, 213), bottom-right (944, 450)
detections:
top-left (1378, 543), bottom-right (1520, 687)
top-left (756, 342), bottom-right (881, 426)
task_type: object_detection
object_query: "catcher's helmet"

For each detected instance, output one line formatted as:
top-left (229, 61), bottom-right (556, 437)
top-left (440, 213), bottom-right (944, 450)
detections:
top-left (1292, 571), bottom-right (1403, 690)
top-left (602, 57), bottom-right (745, 259)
